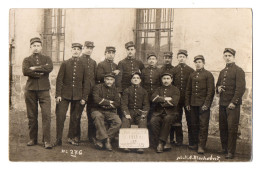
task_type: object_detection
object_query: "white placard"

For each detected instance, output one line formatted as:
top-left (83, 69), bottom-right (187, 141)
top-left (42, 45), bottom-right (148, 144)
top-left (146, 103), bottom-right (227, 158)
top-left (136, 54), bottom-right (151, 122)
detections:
top-left (119, 128), bottom-right (149, 148)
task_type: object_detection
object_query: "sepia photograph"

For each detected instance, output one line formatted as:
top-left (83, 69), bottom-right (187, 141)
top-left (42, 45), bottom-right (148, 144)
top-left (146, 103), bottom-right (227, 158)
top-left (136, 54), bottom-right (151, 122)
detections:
top-left (8, 8), bottom-right (252, 162)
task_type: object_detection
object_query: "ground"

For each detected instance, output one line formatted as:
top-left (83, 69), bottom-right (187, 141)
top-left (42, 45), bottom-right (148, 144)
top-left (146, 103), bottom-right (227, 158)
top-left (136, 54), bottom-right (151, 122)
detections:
top-left (9, 109), bottom-right (252, 162)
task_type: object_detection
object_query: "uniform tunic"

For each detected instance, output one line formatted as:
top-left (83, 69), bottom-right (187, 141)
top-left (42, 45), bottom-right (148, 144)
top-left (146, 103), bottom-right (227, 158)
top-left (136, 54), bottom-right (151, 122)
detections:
top-left (216, 63), bottom-right (246, 154)
top-left (141, 66), bottom-right (161, 97)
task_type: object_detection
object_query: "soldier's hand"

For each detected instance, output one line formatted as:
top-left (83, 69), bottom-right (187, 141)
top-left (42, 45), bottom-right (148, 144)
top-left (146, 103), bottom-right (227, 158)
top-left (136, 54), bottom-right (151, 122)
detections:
top-left (228, 103), bottom-right (236, 110)
top-left (218, 86), bottom-right (225, 93)
top-left (113, 70), bottom-right (120, 75)
top-left (125, 115), bottom-right (131, 119)
top-left (29, 66), bottom-right (37, 70)
top-left (141, 114), bottom-right (146, 119)
top-left (186, 105), bottom-right (191, 111)
top-left (56, 97), bottom-right (62, 104)
top-left (202, 105), bottom-right (208, 111)
top-left (164, 97), bottom-right (172, 101)
top-left (80, 99), bottom-right (86, 105)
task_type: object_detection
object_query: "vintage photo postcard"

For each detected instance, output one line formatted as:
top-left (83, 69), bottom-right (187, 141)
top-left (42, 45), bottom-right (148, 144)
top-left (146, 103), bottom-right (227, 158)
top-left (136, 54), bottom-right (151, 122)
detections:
top-left (9, 8), bottom-right (252, 162)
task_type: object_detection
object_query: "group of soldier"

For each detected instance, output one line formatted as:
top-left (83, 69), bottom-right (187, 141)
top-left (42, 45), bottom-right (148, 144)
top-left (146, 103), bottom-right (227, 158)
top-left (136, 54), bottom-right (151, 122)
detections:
top-left (22, 37), bottom-right (246, 159)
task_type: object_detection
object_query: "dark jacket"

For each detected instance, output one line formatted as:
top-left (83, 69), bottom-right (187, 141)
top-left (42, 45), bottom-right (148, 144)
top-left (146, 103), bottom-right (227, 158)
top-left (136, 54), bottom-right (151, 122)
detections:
top-left (56, 58), bottom-right (90, 101)
top-left (160, 64), bottom-right (175, 75)
top-left (22, 53), bottom-right (53, 91)
top-left (216, 63), bottom-right (246, 106)
top-left (151, 85), bottom-right (180, 116)
top-left (96, 59), bottom-right (119, 85)
top-left (80, 54), bottom-right (97, 89)
top-left (172, 64), bottom-right (194, 104)
top-left (117, 56), bottom-right (145, 92)
top-left (92, 83), bottom-right (120, 112)
top-left (121, 85), bottom-right (150, 116)
top-left (141, 66), bottom-right (161, 96)
top-left (185, 68), bottom-right (215, 107)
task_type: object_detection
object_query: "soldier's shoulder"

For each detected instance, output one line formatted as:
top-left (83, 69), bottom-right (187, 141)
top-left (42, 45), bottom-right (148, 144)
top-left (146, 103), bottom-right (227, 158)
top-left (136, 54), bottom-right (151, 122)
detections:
top-left (186, 65), bottom-right (194, 71)
top-left (234, 64), bottom-right (244, 72)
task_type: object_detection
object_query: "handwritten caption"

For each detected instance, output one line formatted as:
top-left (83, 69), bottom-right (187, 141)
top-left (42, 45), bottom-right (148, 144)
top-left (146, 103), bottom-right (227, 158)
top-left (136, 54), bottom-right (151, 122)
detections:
top-left (61, 149), bottom-right (83, 158)
top-left (119, 128), bottom-right (149, 148)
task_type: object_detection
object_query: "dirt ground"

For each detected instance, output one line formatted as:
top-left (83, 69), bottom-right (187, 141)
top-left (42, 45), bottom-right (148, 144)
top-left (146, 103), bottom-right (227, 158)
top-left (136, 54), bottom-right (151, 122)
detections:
top-left (9, 109), bottom-right (252, 162)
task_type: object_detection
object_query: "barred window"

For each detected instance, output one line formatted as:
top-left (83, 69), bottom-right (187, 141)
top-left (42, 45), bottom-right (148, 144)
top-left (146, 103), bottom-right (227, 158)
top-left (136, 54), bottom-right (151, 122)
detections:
top-left (42, 9), bottom-right (66, 63)
top-left (135, 9), bottom-right (174, 65)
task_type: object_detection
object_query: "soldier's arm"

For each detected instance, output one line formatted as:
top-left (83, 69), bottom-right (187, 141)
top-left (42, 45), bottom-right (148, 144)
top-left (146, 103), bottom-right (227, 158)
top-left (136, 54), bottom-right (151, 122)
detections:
top-left (121, 89), bottom-right (130, 115)
top-left (92, 85), bottom-right (111, 106)
top-left (167, 87), bottom-right (180, 107)
top-left (96, 63), bottom-right (105, 83)
top-left (204, 72), bottom-right (215, 108)
top-left (34, 56), bottom-right (53, 74)
top-left (231, 68), bottom-right (246, 105)
top-left (93, 61), bottom-right (97, 84)
top-left (22, 58), bottom-right (42, 78)
top-left (216, 72), bottom-right (222, 94)
top-left (142, 90), bottom-right (150, 113)
top-left (82, 66), bottom-right (91, 102)
top-left (55, 62), bottom-right (66, 98)
top-left (185, 74), bottom-right (192, 106)
top-left (117, 61), bottom-right (123, 93)
top-left (151, 88), bottom-right (165, 103)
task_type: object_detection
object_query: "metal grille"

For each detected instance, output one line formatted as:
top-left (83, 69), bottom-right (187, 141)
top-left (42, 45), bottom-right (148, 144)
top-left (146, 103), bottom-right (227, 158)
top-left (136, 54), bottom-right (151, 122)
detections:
top-left (42, 9), bottom-right (66, 62)
top-left (135, 9), bottom-right (174, 65)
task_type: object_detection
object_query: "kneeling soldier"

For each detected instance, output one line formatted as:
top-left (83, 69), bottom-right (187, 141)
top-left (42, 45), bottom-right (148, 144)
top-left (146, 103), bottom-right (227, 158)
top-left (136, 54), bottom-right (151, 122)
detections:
top-left (121, 72), bottom-right (150, 153)
top-left (55, 43), bottom-right (89, 146)
top-left (91, 73), bottom-right (122, 151)
top-left (185, 55), bottom-right (215, 154)
top-left (150, 73), bottom-right (180, 153)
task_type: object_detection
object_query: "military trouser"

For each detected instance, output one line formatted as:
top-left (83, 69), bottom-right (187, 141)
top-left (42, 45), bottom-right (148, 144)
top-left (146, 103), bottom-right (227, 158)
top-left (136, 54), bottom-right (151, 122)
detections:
top-left (55, 99), bottom-right (82, 141)
top-left (25, 90), bottom-right (51, 143)
top-left (150, 112), bottom-right (175, 144)
top-left (121, 109), bottom-right (147, 128)
top-left (219, 105), bottom-right (240, 154)
top-left (91, 110), bottom-right (122, 141)
top-left (190, 106), bottom-right (210, 148)
top-left (170, 102), bottom-right (194, 145)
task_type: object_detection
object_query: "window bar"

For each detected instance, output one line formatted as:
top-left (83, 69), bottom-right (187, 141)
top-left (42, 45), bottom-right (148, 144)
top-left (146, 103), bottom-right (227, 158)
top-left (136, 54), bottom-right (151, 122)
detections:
top-left (62, 9), bottom-right (66, 61)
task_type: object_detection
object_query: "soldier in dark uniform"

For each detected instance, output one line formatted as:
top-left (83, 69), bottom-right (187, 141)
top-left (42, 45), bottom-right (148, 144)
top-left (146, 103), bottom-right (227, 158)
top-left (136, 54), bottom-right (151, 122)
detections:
top-left (117, 41), bottom-right (145, 93)
top-left (96, 46), bottom-right (120, 86)
top-left (216, 48), bottom-right (246, 159)
top-left (79, 41), bottom-right (97, 142)
top-left (55, 43), bottom-right (90, 146)
top-left (91, 73), bottom-right (122, 151)
top-left (150, 73), bottom-right (180, 153)
top-left (185, 55), bottom-right (215, 154)
top-left (170, 50), bottom-right (194, 147)
top-left (22, 37), bottom-right (53, 149)
top-left (160, 51), bottom-right (174, 75)
top-left (121, 72), bottom-right (150, 153)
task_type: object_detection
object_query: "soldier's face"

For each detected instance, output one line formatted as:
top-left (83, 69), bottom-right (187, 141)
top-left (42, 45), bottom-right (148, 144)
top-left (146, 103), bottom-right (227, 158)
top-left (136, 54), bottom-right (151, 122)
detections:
top-left (105, 51), bottom-right (115, 61)
top-left (162, 75), bottom-right (173, 86)
top-left (177, 54), bottom-right (187, 64)
top-left (223, 52), bottom-right (235, 64)
top-left (71, 47), bottom-right (82, 57)
top-left (83, 46), bottom-right (94, 55)
top-left (131, 75), bottom-right (141, 85)
top-left (147, 56), bottom-right (157, 66)
top-left (194, 59), bottom-right (205, 69)
top-left (104, 77), bottom-right (115, 87)
top-left (126, 47), bottom-right (136, 57)
top-left (164, 56), bottom-right (172, 64)
top-left (30, 42), bottom-right (42, 54)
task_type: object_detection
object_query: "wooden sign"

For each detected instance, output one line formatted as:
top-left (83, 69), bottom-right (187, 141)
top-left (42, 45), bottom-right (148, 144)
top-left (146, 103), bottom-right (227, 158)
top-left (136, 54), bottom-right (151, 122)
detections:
top-left (119, 128), bottom-right (149, 148)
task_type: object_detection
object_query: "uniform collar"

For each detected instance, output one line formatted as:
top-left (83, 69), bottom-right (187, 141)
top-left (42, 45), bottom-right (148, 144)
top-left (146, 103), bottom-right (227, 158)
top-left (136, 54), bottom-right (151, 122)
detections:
top-left (126, 56), bottom-right (135, 60)
top-left (196, 68), bottom-right (204, 72)
top-left (82, 54), bottom-right (91, 59)
top-left (132, 84), bottom-right (141, 88)
top-left (105, 59), bottom-right (114, 63)
top-left (32, 53), bottom-right (41, 58)
top-left (103, 83), bottom-right (114, 88)
top-left (226, 62), bottom-right (235, 67)
top-left (71, 57), bottom-right (79, 61)
top-left (164, 64), bottom-right (173, 68)
top-left (162, 84), bottom-right (172, 88)
top-left (148, 65), bottom-right (157, 69)
top-left (178, 63), bottom-right (186, 68)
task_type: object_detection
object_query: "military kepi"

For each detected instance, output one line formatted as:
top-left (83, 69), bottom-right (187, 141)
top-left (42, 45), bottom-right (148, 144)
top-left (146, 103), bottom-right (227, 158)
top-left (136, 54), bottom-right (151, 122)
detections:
top-left (177, 49), bottom-right (188, 56)
top-left (71, 43), bottom-right (83, 49)
top-left (161, 72), bottom-right (173, 78)
top-left (30, 37), bottom-right (42, 45)
top-left (131, 71), bottom-right (142, 79)
top-left (84, 41), bottom-right (95, 48)
top-left (105, 46), bottom-right (116, 52)
top-left (147, 52), bottom-right (157, 59)
top-left (224, 48), bottom-right (236, 56)
top-left (194, 55), bottom-right (205, 62)
top-left (164, 51), bottom-right (173, 57)
top-left (104, 73), bottom-right (115, 78)
top-left (125, 41), bottom-right (135, 49)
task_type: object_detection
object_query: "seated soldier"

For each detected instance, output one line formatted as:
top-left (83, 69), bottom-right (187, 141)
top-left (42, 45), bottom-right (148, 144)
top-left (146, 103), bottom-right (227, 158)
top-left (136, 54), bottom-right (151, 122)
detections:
top-left (91, 73), bottom-right (122, 151)
top-left (150, 73), bottom-right (180, 153)
top-left (121, 72), bottom-right (150, 154)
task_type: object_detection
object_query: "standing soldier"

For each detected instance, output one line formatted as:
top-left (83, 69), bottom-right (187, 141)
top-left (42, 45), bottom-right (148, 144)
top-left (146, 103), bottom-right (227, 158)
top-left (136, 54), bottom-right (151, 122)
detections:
top-left (160, 51), bottom-right (174, 74)
top-left (185, 55), bottom-right (215, 154)
top-left (55, 43), bottom-right (89, 146)
top-left (91, 73), bottom-right (122, 151)
top-left (96, 46), bottom-right (120, 86)
top-left (22, 37), bottom-right (53, 149)
top-left (121, 72), bottom-right (150, 153)
top-left (117, 41), bottom-right (145, 94)
top-left (216, 48), bottom-right (245, 159)
top-left (170, 50), bottom-right (194, 147)
top-left (150, 73), bottom-right (180, 153)
top-left (79, 41), bottom-right (97, 143)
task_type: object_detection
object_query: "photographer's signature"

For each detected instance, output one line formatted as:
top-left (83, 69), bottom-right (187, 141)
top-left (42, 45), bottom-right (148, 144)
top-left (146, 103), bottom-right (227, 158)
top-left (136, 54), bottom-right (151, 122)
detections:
top-left (176, 154), bottom-right (221, 161)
